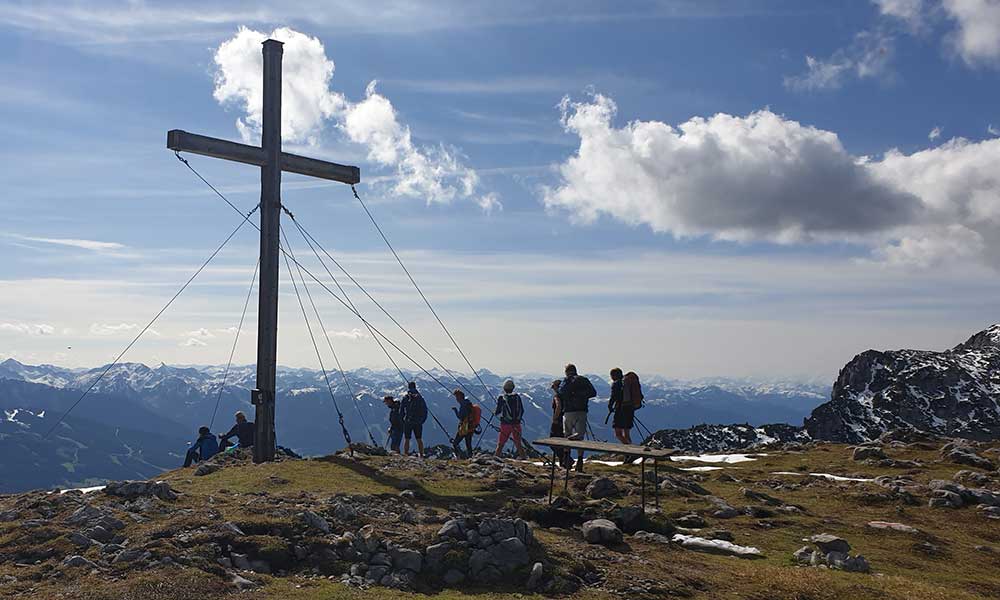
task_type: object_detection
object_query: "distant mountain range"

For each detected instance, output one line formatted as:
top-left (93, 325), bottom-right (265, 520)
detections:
top-left (0, 358), bottom-right (828, 492)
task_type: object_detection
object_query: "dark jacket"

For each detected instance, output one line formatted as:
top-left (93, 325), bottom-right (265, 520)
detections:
top-left (454, 398), bottom-right (472, 423)
top-left (608, 379), bottom-right (624, 413)
top-left (401, 391), bottom-right (428, 425)
top-left (387, 402), bottom-right (403, 432)
top-left (558, 375), bottom-right (597, 413)
top-left (221, 420), bottom-right (255, 448)
top-left (496, 393), bottom-right (524, 425)
top-left (192, 433), bottom-right (219, 460)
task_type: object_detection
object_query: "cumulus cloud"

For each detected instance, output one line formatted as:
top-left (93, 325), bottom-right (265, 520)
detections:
top-left (785, 29), bottom-right (894, 91)
top-left (180, 338), bottom-right (208, 347)
top-left (929, 126), bottom-right (942, 140)
top-left (546, 93), bottom-right (1000, 266)
top-left (327, 328), bottom-right (370, 340)
top-left (942, 0), bottom-right (1000, 65)
top-left (0, 322), bottom-right (54, 336)
top-left (183, 328), bottom-right (215, 339)
top-left (544, 94), bottom-right (919, 243)
top-left (874, 0), bottom-right (927, 30)
top-left (89, 322), bottom-right (138, 336)
top-left (213, 27), bottom-right (495, 208)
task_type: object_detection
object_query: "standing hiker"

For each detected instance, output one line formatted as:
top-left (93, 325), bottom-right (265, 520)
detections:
top-left (384, 395), bottom-right (403, 454)
top-left (183, 426), bottom-right (219, 467)
top-left (400, 381), bottom-right (428, 458)
top-left (607, 368), bottom-right (634, 445)
top-left (451, 389), bottom-right (478, 458)
top-left (495, 379), bottom-right (526, 458)
top-left (549, 379), bottom-right (573, 469)
top-left (557, 363), bottom-right (597, 472)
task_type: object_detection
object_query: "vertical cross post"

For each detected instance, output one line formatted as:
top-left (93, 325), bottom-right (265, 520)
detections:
top-left (253, 39), bottom-right (283, 464)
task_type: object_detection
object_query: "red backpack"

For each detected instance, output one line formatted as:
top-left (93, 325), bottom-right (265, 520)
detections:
top-left (623, 372), bottom-right (644, 409)
top-left (469, 404), bottom-right (482, 432)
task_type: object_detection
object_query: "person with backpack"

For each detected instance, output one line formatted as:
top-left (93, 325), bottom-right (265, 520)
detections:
top-left (495, 379), bottom-right (526, 458)
top-left (557, 363), bottom-right (597, 472)
top-left (400, 381), bottom-right (428, 458)
top-left (451, 389), bottom-right (478, 458)
top-left (384, 395), bottom-right (403, 454)
top-left (549, 379), bottom-right (573, 469)
top-left (608, 368), bottom-right (635, 444)
top-left (183, 425), bottom-right (220, 467)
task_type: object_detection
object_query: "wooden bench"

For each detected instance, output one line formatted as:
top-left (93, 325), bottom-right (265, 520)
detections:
top-left (532, 437), bottom-right (676, 513)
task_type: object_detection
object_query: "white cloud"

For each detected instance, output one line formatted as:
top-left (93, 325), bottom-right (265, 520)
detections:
top-left (180, 338), bottom-right (208, 347)
top-left (544, 94), bottom-right (918, 244)
top-left (213, 27), bottom-right (495, 208)
top-left (0, 322), bottom-right (55, 336)
top-left (874, 0), bottom-right (927, 30)
top-left (929, 126), bottom-right (942, 140)
top-left (8, 235), bottom-right (125, 252)
top-left (327, 328), bottom-right (370, 340)
top-left (942, 0), bottom-right (1000, 65)
top-left (183, 328), bottom-right (215, 339)
top-left (785, 29), bottom-right (894, 91)
top-left (90, 322), bottom-right (138, 336)
top-left (547, 93), bottom-right (1000, 266)
top-left (989, 124), bottom-right (1000, 136)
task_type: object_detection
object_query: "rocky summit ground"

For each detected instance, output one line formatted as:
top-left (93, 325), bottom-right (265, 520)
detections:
top-left (1, 433), bottom-right (999, 600)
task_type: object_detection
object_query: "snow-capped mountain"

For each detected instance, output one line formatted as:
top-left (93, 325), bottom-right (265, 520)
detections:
top-left (805, 324), bottom-right (1000, 443)
top-left (644, 423), bottom-right (809, 453)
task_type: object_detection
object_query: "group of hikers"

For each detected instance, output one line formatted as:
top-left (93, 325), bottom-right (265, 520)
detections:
top-left (184, 363), bottom-right (644, 473)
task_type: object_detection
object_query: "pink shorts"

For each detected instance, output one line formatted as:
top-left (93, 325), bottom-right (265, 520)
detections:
top-left (497, 422), bottom-right (522, 449)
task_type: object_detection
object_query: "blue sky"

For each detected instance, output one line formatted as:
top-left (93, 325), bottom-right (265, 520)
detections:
top-left (1, 0), bottom-right (999, 380)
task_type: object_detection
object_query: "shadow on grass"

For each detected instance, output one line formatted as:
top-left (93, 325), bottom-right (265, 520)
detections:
top-left (312, 455), bottom-right (516, 511)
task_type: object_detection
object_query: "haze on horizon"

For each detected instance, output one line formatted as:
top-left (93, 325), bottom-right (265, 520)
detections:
top-left (2, 1), bottom-right (999, 382)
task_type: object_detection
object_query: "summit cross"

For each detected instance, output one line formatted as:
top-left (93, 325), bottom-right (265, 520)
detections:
top-left (166, 39), bottom-right (360, 463)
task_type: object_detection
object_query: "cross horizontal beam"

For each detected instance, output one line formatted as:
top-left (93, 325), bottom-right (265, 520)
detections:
top-left (167, 129), bottom-right (360, 185)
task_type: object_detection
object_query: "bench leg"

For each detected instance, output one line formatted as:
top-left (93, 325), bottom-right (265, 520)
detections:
top-left (548, 450), bottom-right (556, 504)
top-left (640, 457), bottom-right (646, 514)
top-left (654, 458), bottom-right (659, 509)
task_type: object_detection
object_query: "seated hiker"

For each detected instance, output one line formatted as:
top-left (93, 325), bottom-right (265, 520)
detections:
top-left (384, 395), bottom-right (403, 454)
top-left (451, 389), bottom-right (478, 458)
top-left (557, 363), bottom-right (597, 472)
top-left (608, 368), bottom-right (634, 445)
top-left (495, 379), bottom-right (526, 458)
top-left (400, 381), bottom-right (427, 458)
top-left (219, 410), bottom-right (255, 450)
top-left (184, 426), bottom-right (220, 467)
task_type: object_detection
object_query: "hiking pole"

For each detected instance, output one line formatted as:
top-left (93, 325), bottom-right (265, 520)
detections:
top-left (634, 417), bottom-right (654, 441)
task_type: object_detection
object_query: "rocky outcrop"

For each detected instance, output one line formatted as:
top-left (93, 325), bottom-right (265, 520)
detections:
top-left (646, 422), bottom-right (809, 453)
top-left (805, 325), bottom-right (1000, 443)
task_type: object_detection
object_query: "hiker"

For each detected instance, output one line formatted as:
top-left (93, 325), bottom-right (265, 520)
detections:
top-left (400, 381), bottom-right (428, 458)
top-left (608, 368), bottom-right (634, 445)
top-left (451, 389), bottom-right (477, 458)
top-left (549, 379), bottom-right (573, 469)
top-left (557, 363), bottom-right (597, 472)
top-left (183, 426), bottom-right (219, 467)
top-left (384, 395), bottom-right (403, 454)
top-left (495, 379), bottom-right (526, 458)
top-left (219, 410), bottom-right (255, 450)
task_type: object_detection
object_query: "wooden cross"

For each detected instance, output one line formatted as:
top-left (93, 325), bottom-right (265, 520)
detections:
top-left (167, 39), bottom-right (360, 463)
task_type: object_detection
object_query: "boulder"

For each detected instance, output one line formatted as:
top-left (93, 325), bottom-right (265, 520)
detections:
top-left (230, 574), bottom-right (259, 590)
top-left (586, 477), bottom-right (619, 499)
top-left (582, 519), bottom-right (622, 546)
top-left (675, 513), bottom-right (707, 529)
top-left (438, 519), bottom-right (466, 541)
top-left (808, 534), bottom-right (850, 554)
top-left (194, 463), bottom-right (220, 476)
top-left (301, 510), bottom-right (331, 534)
top-left (443, 569), bottom-right (466, 585)
top-left (104, 480), bottom-right (177, 501)
top-left (852, 446), bottom-right (887, 461)
top-left (526, 562), bottom-right (545, 590)
top-left (333, 502), bottom-right (358, 522)
top-left (62, 555), bottom-right (98, 569)
top-left (866, 521), bottom-right (920, 534)
top-left (390, 547), bottom-right (422, 573)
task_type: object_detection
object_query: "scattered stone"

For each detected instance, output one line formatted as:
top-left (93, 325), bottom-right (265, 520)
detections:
top-left (104, 480), bottom-right (177, 501)
top-left (333, 502), bottom-right (358, 522)
top-left (582, 519), bottom-right (623, 546)
top-left (62, 555), bottom-right (98, 569)
top-left (194, 463), bottom-right (220, 476)
top-left (231, 574), bottom-right (259, 590)
top-left (66, 532), bottom-right (92, 547)
top-left (675, 513), bottom-right (707, 528)
top-left (741, 487), bottom-right (784, 506)
top-left (852, 446), bottom-right (887, 461)
top-left (526, 562), bottom-right (545, 590)
top-left (867, 521), bottom-right (920, 535)
top-left (632, 530), bottom-right (671, 544)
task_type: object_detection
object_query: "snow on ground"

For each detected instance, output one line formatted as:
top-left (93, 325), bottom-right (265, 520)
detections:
top-left (679, 466), bottom-right (724, 472)
top-left (56, 485), bottom-right (106, 495)
top-left (771, 471), bottom-right (874, 483)
top-left (672, 534), bottom-right (762, 556)
top-left (670, 453), bottom-right (765, 464)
